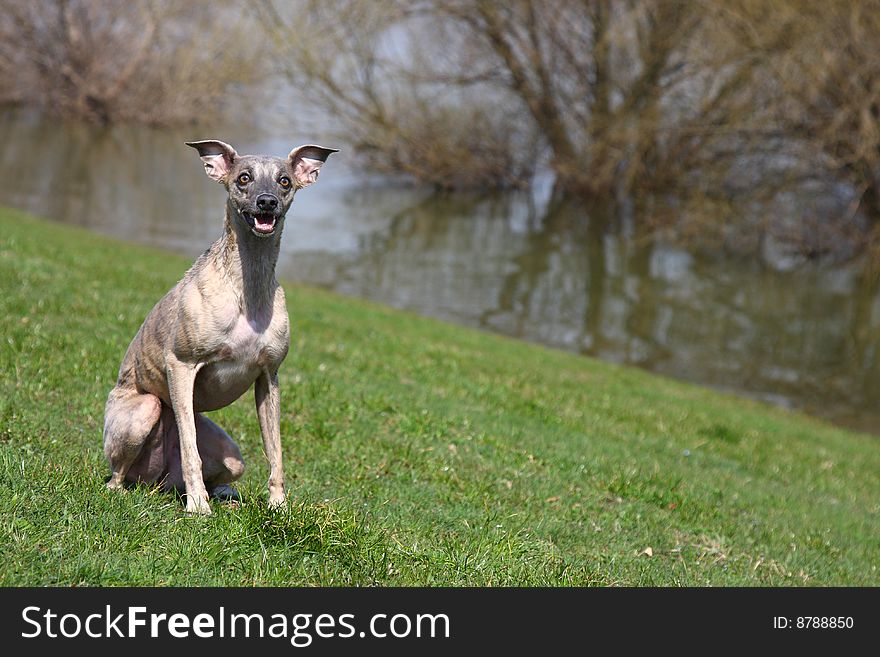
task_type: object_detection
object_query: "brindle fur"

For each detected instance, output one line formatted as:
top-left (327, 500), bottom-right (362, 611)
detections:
top-left (103, 139), bottom-right (337, 514)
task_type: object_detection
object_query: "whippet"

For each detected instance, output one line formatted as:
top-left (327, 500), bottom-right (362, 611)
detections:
top-left (102, 139), bottom-right (337, 514)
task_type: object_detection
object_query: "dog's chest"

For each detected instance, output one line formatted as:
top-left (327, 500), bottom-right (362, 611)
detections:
top-left (216, 313), bottom-right (284, 368)
top-left (193, 311), bottom-right (287, 412)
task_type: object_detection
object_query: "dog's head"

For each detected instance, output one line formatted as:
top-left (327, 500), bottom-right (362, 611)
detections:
top-left (186, 140), bottom-right (338, 238)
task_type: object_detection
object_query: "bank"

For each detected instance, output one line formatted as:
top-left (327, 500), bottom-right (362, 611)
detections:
top-left (0, 207), bottom-right (877, 586)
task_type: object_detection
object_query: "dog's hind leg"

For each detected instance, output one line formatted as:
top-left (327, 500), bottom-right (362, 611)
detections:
top-left (103, 386), bottom-right (162, 490)
top-left (159, 410), bottom-right (245, 502)
top-left (196, 414), bottom-right (246, 496)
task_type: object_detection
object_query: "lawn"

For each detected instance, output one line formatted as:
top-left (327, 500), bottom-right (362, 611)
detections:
top-left (1, 206), bottom-right (878, 586)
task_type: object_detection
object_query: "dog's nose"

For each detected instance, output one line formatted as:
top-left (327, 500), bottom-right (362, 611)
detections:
top-left (256, 194), bottom-right (279, 211)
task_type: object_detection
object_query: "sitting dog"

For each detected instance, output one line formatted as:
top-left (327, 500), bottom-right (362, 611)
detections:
top-left (102, 139), bottom-right (337, 514)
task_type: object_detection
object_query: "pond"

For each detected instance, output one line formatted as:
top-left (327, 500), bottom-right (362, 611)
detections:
top-left (1, 110), bottom-right (878, 436)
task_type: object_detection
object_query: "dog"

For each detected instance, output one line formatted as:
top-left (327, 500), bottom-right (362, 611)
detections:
top-left (102, 139), bottom-right (337, 514)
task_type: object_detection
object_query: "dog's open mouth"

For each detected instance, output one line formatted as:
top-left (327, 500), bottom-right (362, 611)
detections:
top-left (243, 211), bottom-right (278, 236)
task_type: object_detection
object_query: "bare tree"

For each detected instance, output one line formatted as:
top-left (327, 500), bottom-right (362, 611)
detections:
top-left (658, 0), bottom-right (880, 255)
top-left (255, 0), bottom-right (538, 189)
top-left (742, 1), bottom-right (880, 220)
top-left (258, 1), bottom-right (773, 200)
top-left (0, 0), bottom-right (262, 125)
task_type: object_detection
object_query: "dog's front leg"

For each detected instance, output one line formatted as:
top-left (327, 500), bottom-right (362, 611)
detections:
top-left (256, 367), bottom-right (285, 508)
top-left (167, 354), bottom-right (211, 515)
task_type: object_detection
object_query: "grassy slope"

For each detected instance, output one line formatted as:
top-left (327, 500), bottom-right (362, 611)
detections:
top-left (0, 206), bottom-right (878, 586)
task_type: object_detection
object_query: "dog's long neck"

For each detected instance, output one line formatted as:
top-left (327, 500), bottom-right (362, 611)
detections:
top-left (218, 204), bottom-right (282, 319)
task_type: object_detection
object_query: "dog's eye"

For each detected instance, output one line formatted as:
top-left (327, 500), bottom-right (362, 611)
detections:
top-left (237, 172), bottom-right (251, 185)
top-left (278, 176), bottom-right (291, 190)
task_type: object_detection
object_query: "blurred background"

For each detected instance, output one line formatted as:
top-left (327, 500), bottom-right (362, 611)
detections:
top-left (1, 0), bottom-right (879, 435)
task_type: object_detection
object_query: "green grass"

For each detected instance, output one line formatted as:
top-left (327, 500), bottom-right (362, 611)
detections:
top-left (1, 206), bottom-right (878, 586)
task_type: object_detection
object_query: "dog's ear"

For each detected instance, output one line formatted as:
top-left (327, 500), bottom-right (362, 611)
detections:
top-left (288, 145), bottom-right (339, 188)
top-left (185, 140), bottom-right (238, 183)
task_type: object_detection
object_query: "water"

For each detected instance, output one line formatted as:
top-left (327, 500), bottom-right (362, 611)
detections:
top-left (2, 110), bottom-right (879, 436)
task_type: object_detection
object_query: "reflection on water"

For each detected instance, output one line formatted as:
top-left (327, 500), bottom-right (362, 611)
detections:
top-left (2, 110), bottom-right (879, 435)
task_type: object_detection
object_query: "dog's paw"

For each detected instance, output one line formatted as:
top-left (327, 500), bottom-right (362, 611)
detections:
top-left (106, 474), bottom-right (128, 491)
top-left (210, 484), bottom-right (241, 508)
top-left (268, 493), bottom-right (287, 510)
top-left (185, 494), bottom-right (212, 515)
